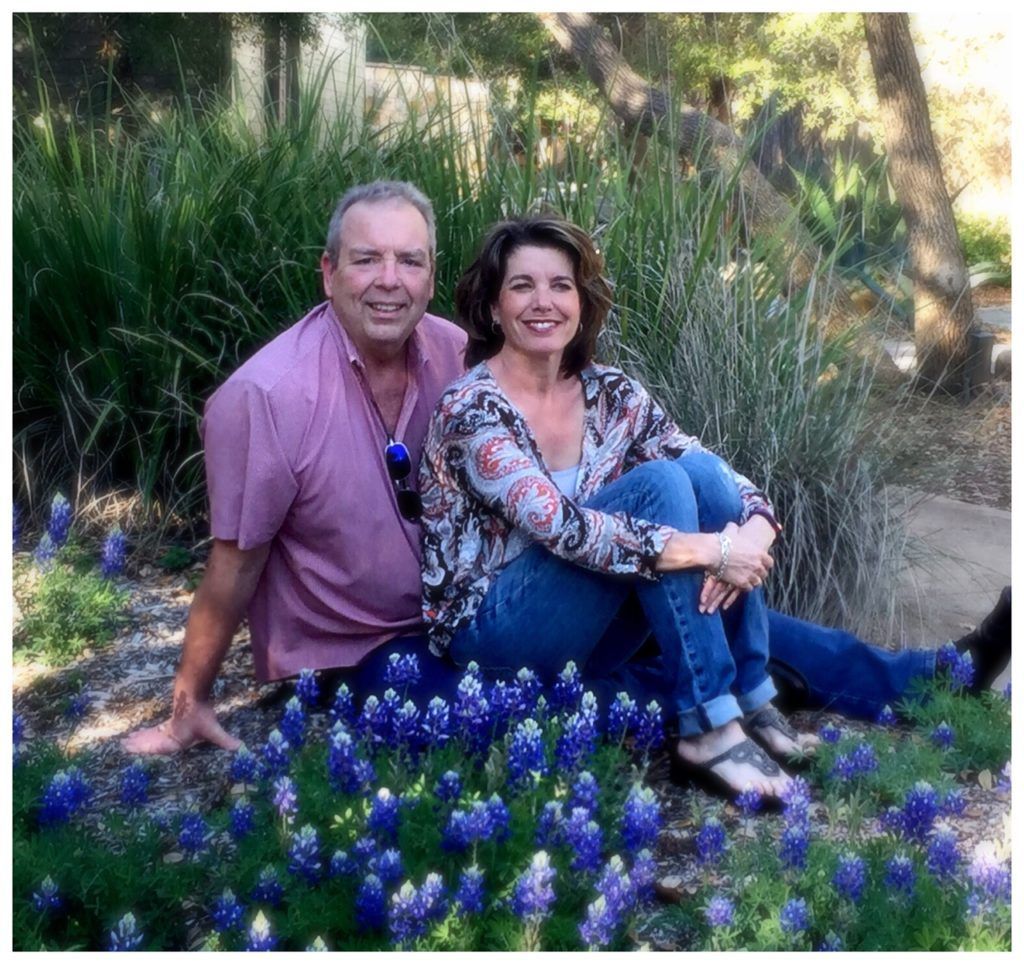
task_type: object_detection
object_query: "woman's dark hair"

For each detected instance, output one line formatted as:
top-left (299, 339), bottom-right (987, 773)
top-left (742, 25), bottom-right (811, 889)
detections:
top-left (455, 216), bottom-right (614, 376)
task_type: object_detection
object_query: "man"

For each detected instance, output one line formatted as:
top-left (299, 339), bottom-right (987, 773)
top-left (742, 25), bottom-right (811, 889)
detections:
top-left (124, 180), bottom-right (1010, 755)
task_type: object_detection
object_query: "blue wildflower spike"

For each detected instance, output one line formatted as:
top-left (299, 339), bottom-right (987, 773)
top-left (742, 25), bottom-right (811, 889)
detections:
top-left (779, 897), bottom-right (809, 936)
top-left (100, 528), bottom-right (127, 578)
top-left (47, 492), bottom-right (72, 548)
top-left (295, 668), bottom-right (320, 707)
top-left (245, 909), bottom-right (277, 951)
top-left (108, 911), bottom-right (144, 951)
top-left (704, 893), bottom-right (735, 928)
top-left (620, 784), bottom-right (661, 854)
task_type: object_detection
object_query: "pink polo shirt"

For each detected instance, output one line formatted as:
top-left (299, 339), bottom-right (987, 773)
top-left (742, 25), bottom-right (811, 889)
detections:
top-left (201, 301), bottom-right (467, 682)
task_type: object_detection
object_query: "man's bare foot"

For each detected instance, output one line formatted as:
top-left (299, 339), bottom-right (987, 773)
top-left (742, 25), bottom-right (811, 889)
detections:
top-left (745, 703), bottom-right (820, 759)
top-left (675, 719), bottom-right (792, 799)
top-left (121, 699), bottom-right (241, 756)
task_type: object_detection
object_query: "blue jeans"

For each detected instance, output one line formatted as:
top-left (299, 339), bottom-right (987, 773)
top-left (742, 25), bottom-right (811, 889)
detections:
top-left (447, 450), bottom-right (937, 727)
top-left (449, 452), bottom-right (777, 736)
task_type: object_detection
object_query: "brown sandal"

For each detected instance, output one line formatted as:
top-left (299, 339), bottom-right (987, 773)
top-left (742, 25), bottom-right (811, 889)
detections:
top-left (745, 704), bottom-right (815, 767)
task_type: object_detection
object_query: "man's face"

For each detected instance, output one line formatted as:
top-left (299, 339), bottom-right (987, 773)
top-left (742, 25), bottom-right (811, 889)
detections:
top-left (321, 198), bottom-right (435, 363)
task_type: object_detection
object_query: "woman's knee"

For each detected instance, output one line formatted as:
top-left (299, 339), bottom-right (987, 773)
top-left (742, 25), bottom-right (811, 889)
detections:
top-left (676, 450), bottom-right (742, 526)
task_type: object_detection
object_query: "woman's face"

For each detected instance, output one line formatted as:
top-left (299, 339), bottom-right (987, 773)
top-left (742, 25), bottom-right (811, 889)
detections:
top-left (491, 244), bottom-right (581, 366)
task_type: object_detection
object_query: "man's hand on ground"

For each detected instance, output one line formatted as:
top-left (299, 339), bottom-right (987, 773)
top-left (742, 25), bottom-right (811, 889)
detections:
top-left (121, 699), bottom-right (241, 755)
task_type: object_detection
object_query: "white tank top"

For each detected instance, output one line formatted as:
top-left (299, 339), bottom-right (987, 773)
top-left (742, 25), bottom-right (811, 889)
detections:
top-left (549, 464), bottom-right (580, 499)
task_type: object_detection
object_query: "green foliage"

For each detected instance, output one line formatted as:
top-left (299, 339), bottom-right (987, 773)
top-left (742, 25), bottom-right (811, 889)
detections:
top-left (14, 555), bottom-right (130, 665)
top-left (955, 213), bottom-right (1011, 285)
top-left (157, 545), bottom-right (193, 571)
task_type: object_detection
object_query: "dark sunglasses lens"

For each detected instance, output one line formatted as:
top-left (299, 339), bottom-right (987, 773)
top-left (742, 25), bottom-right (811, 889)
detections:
top-left (396, 488), bottom-right (423, 522)
top-left (385, 442), bottom-right (412, 482)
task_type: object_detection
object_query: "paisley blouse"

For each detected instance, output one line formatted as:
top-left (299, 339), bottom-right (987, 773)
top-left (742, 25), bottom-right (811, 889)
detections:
top-left (419, 362), bottom-right (777, 655)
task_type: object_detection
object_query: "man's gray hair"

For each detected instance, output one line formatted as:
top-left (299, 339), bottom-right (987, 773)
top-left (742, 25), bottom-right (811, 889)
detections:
top-left (324, 180), bottom-right (437, 268)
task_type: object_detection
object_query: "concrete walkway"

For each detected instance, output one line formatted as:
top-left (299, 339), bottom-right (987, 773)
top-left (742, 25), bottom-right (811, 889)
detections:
top-left (894, 489), bottom-right (1011, 691)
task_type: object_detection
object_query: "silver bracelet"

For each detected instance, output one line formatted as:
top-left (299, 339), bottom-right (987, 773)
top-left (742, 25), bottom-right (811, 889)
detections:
top-left (714, 532), bottom-right (731, 580)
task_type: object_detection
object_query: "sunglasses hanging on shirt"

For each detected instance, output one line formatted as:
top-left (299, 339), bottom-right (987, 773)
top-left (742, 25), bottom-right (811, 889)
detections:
top-left (383, 437), bottom-right (423, 522)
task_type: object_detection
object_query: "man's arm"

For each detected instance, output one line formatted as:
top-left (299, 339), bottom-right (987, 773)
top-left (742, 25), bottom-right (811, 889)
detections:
top-left (121, 539), bottom-right (271, 755)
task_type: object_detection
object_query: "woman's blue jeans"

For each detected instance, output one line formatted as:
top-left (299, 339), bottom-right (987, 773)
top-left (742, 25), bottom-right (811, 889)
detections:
top-left (449, 451), bottom-right (778, 736)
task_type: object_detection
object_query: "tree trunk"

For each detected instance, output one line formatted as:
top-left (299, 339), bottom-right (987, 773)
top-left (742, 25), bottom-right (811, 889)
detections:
top-left (864, 13), bottom-right (973, 390)
top-left (537, 11), bottom-right (860, 331)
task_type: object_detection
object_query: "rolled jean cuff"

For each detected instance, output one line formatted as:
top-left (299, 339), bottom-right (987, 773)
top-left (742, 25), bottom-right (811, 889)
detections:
top-left (735, 675), bottom-right (778, 716)
top-left (677, 692), bottom-right (743, 738)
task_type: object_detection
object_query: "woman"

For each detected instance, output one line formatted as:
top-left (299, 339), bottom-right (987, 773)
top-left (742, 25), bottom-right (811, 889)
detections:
top-left (419, 216), bottom-right (817, 803)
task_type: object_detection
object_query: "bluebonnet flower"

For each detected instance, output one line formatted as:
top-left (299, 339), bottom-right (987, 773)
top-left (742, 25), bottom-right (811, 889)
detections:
top-left (455, 865), bottom-right (486, 915)
top-left (380, 688), bottom-right (403, 740)
top-left (294, 668), bottom-right (320, 707)
top-left (901, 781), bottom-right (940, 842)
top-left (433, 770), bottom-right (462, 806)
top-left (390, 700), bottom-right (421, 753)
top-left (454, 668), bottom-right (491, 754)
top-left (563, 806), bottom-right (603, 873)
top-left (833, 852), bottom-right (867, 903)
top-left (950, 651), bottom-right (975, 690)
top-left (13, 503), bottom-right (20, 549)
top-left (47, 493), bottom-right (72, 548)
top-left (39, 768), bottom-right (91, 827)
top-left (879, 805), bottom-right (905, 837)
top-left (32, 876), bottom-right (63, 914)
top-left (211, 888), bottom-right (244, 932)
top-left (507, 718), bottom-right (548, 787)
top-left (279, 697), bottom-right (307, 750)
top-left (704, 893), bottom-right (735, 928)
top-left (818, 722), bottom-right (842, 744)
top-left (288, 824), bottom-right (322, 884)
top-left (229, 798), bottom-right (255, 840)
top-left (593, 855), bottom-right (635, 919)
top-left (352, 835), bottom-right (379, 867)
top-left (417, 873), bottom-right (448, 923)
top-left (935, 640), bottom-right (958, 671)
top-left (779, 897), bottom-right (809, 936)
top-left (367, 787), bottom-right (400, 842)
top-left (329, 682), bottom-right (356, 727)
top-left (850, 742), bottom-right (879, 775)
top-left (925, 824), bottom-right (962, 882)
top-left (178, 812), bottom-right (211, 856)
top-left (443, 802), bottom-right (493, 851)
top-left (34, 533), bottom-right (57, 569)
top-left (966, 849), bottom-right (1011, 916)
top-left (388, 873), bottom-right (447, 946)
top-left (326, 723), bottom-right (375, 793)
top-left (358, 695), bottom-right (387, 748)
top-left (695, 817), bottom-right (727, 866)
top-left (512, 851), bottom-right (557, 923)
top-left (486, 793), bottom-right (511, 841)
top-left (272, 775), bottom-right (298, 823)
top-left (569, 770), bottom-right (600, 817)
top-left (108, 911), bottom-right (144, 951)
top-left (930, 722), bottom-right (955, 751)
top-left (555, 710), bottom-right (597, 773)
top-left (14, 712), bottom-right (26, 753)
top-left (941, 787), bottom-right (967, 817)
top-left (65, 691), bottom-right (91, 723)
top-left (307, 936), bottom-right (329, 951)
top-left (119, 760), bottom-right (150, 807)
top-left (876, 704), bottom-right (897, 726)
top-left (550, 660), bottom-right (584, 714)
top-left (489, 678), bottom-right (529, 728)
top-left (384, 651), bottom-right (421, 689)
top-left (330, 849), bottom-right (358, 878)
top-left (620, 784), bottom-right (661, 854)
top-left (100, 527), bottom-right (127, 578)
top-left (781, 776), bottom-right (812, 824)
top-left (817, 933), bottom-right (844, 951)
top-left (245, 910), bottom-right (277, 951)
top-left (250, 866), bottom-right (284, 907)
top-left (629, 848), bottom-right (657, 901)
top-left (996, 760), bottom-right (1011, 795)
top-left (884, 853), bottom-right (916, 898)
top-left (607, 692), bottom-right (638, 742)
top-left (779, 823), bottom-right (810, 871)
top-left (832, 753), bottom-right (857, 781)
top-left (1002, 681), bottom-right (1011, 700)
top-left (260, 729), bottom-right (291, 780)
top-left (535, 800), bottom-right (563, 848)
top-left (421, 696), bottom-right (452, 748)
top-left (579, 895), bottom-right (619, 949)
top-left (734, 785), bottom-right (762, 816)
top-left (356, 873), bottom-right (387, 931)
top-left (373, 848), bottom-right (403, 888)
top-left (230, 745), bottom-right (259, 784)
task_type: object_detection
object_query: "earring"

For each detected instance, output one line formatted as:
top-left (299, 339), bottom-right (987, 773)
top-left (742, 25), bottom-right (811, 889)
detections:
top-left (490, 316), bottom-right (502, 333)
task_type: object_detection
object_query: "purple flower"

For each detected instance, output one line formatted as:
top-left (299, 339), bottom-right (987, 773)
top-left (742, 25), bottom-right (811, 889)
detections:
top-left (704, 893), bottom-right (735, 928)
top-left (620, 784), bottom-right (660, 854)
top-left (433, 770), bottom-right (462, 806)
top-left (34, 533), bottom-right (57, 569)
top-left (876, 704), bottom-right (897, 726)
top-left (569, 770), bottom-right (600, 817)
top-left (178, 812), bottom-right (211, 856)
top-left (996, 761), bottom-right (1011, 795)
top-left (100, 528), bottom-right (127, 578)
top-left (695, 817), bottom-right (727, 866)
top-left (507, 718), bottom-right (548, 788)
top-left (950, 651), bottom-right (976, 690)
top-left (966, 849), bottom-right (1011, 916)
top-left (555, 710), bottom-right (597, 773)
top-left (594, 855), bottom-right (635, 919)
top-left (421, 696), bottom-right (452, 748)
top-left (455, 865), bottom-right (486, 916)
top-left (832, 753), bottom-right (857, 781)
top-left (935, 641), bottom-right (958, 670)
top-left (551, 661), bottom-right (584, 715)
top-left (373, 848), bottom-right (404, 888)
top-left (390, 699), bottom-right (422, 753)
top-left (884, 853), bottom-right (916, 898)
top-left (65, 691), bottom-right (91, 723)
top-left (230, 745), bottom-right (259, 784)
top-left (250, 866), bottom-right (283, 907)
top-left (930, 722), bottom-right (955, 751)
top-left (245, 910), bottom-right (277, 951)
top-left (850, 742), bottom-right (879, 775)
top-left (229, 798), bottom-right (255, 840)
top-left (32, 876), bottom-right (63, 914)
top-left (925, 824), bottom-right (962, 882)
top-left (817, 933), bottom-right (844, 951)
top-left (384, 652), bottom-right (422, 689)
top-left (279, 697), bottom-right (307, 750)
top-left (108, 911), bottom-right (143, 951)
top-left (272, 775), bottom-right (298, 823)
top-left (629, 849), bottom-right (657, 901)
top-left (833, 852), bottom-right (867, 903)
top-left (380, 688), bottom-right (404, 744)
top-left (736, 785), bottom-right (763, 816)
top-left (327, 723), bottom-right (375, 794)
top-left (352, 835), bottom-right (378, 867)
top-left (454, 669), bottom-right (491, 755)
top-left (329, 849), bottom-right (357, 878)
top-left (355, 873), bottom-right (387, 931)
top-left (486, 793), bottom-right (511, 840)
top-left (287, 824), bottom-right (322, 884)
top-left (39, 768), bottom-right (91, 827)
top-left (13, 713), bottom-right (26, 753)
top-left (13, 503), bottom-right (21, 549)
top-left (633, 700), bottom-right (664, 755)
top-left (367, 788), bottom-right (400, 842)
top-left (388, 873), bottom-right (447, 947)
top-left (260, 730), bottom-right (291, 780)
top-left (818, 722), bottom-right (842, 744)
top-left (295, 668), bottom-right (320, 707)
top-left (1002, 681), bottom-right (1011, 700)
top-left (779, 897), bottom-right (809, 936)
top-left (119, 761), bottom-right (150, 807)
top-left (607, 692), bottom-right (638, 742)
top-left (901, 781), bottom-right (939, 842)
top-left (46, 493), bottom-right (72, 548)
top-left (211, 888), bottom-right (244, 932)
top-left (535, 800), bottom-right (563, 847)
top-left (779, 823), bottom-right (810, 871)
top-left (941, 787), bottom-right (966, 816)
top-left (329, 683), bottom-right (356, 727)
top-left (579, 894), bottom-right (619, 949)
top-left (358, 695), bottom-right (387, 748)
top-left (781, 776), bottom-right (812, 824)
top-left (489, 678), bottom-right (528, 729)
top-left (564, 806), bottom-right (603, 873)
top-left (512, 851), bottom-right (557, 923)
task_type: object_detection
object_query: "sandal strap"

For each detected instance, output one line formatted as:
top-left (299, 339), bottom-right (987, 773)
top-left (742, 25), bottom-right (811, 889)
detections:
top-left (746, 704), bottom-right (799, 741)
top-left (703, 737), bottom-right (780, 776)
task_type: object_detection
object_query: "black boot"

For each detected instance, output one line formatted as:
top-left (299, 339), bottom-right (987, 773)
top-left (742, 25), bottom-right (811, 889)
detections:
top-left (953, 586), bottom-right (1011, 692)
